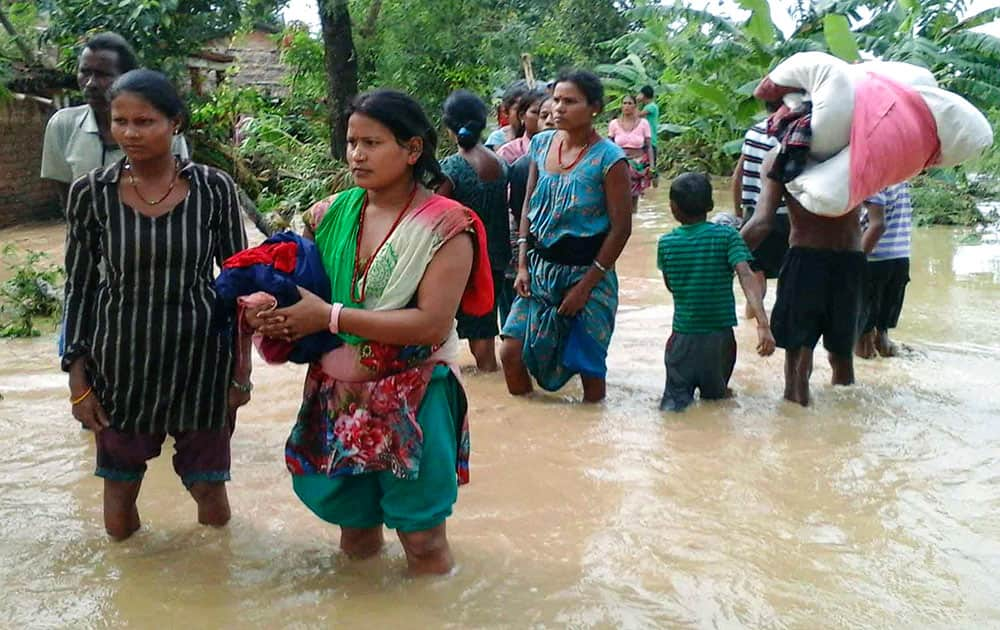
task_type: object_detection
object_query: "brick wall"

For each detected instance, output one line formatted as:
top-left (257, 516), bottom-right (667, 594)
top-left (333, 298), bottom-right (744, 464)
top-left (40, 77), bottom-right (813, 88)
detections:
top-left (0, 98), bottom-right (61, 228)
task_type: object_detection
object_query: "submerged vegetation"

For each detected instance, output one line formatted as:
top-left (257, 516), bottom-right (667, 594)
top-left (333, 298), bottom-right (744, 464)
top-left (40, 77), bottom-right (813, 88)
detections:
top-left (0, 246), bottom-right (63, 338)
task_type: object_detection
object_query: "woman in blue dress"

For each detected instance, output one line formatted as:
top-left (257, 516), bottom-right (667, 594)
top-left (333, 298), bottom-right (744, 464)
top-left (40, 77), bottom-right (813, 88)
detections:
top-left (499, 70), bottom-right (632, 402)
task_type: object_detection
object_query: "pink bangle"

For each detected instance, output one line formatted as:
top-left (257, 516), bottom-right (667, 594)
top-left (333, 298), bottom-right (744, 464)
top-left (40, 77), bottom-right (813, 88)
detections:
top-left (328, 302), bottom-right (344, 334)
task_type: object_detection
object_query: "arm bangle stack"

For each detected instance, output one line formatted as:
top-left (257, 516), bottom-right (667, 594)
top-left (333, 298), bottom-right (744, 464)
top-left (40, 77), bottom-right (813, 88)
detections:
top-left (516, 237), bottom-right (528, 245)
top-left (593, 260), bottom-right (609, 274)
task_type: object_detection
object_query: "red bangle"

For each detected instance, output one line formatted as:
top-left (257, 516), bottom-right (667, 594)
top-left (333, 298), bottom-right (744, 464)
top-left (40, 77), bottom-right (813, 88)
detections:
top-left (328, 302), bottom-right (344, 334)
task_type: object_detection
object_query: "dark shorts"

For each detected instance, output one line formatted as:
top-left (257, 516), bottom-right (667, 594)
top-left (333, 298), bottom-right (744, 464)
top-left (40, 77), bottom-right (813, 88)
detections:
top-left (745, 209), bottom-right (790, 278)
top-left (96, 421), bottom-right (234, 488)
top-left (861, 258), bottom-right (909, 333)
top-left (771, 247), bottom-right (866, 357)
top-left (457, 271), bottom-right (504, 340)
top-left (660, 329), bottom-right (736, 412)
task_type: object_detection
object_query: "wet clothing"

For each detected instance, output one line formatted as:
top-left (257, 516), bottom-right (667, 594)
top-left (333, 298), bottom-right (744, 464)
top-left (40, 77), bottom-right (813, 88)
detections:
top-left (861, 258), bottom-right (910, 333)
top-left (96, 418), bottom-right (234, 487)
top-left (608, 118), bottom-right (651, 150)
top-left (771, 247), bottom-right (866, 356)
top-left (292, 365), bottom-right (466, 532)
top-left (502, 130), bottom-right (626, 390)
top-left (41, 104), bottom-right (189, 184)
top-left (440, 152), bottom-right (508, 340)
top-left (657, 222), bottom-right (752, 334)
top-left (61, 160), bottom-right (247, 433)
top-left (281, 188), bottom-right (489, 484)
top-left (740, 122), bottom-right (787, 216)
top-left (610, 119), bottom-right (652, 198)
top-left (859, 183), bottom-right (913, 334)
top-left (741, 123), bottom-right (790, 278)
top-left (485, 126), bottom-right (511, 150)
top-left (496, 135), bottom-right (529, 165)
top-left (660, 330), bottom-right (737, 412)
top-left (864, 182), bottom-right (913, 261)
top-left (642, 102), bottom-right (661, 149)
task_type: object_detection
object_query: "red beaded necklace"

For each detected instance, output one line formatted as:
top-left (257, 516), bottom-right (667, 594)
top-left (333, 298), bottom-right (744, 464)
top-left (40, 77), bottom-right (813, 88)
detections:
top-left (351, 183), bottom-right (419, 304)
top-left (556, 130), bottom-right (598, 171)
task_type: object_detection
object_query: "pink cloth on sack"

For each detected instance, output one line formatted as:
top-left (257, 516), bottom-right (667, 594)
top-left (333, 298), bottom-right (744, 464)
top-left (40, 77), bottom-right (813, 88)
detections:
top-left (848, 73), bottom-right (941, 210)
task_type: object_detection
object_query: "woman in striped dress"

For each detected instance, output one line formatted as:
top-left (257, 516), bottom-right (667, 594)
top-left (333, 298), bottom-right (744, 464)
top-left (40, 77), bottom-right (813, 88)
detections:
top-left (61, 70), bottom-right (249, 540)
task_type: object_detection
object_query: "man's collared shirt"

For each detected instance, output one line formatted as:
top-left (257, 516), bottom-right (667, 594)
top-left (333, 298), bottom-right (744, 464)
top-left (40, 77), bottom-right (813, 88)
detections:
top-left (41, 104), bottom-right (190, 184)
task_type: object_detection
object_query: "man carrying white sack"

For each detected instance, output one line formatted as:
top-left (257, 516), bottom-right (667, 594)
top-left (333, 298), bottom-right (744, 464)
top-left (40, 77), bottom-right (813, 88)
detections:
top-left (742, 150), bottom-right (864, 407)
top-left (855, 182), bottom-right (914, 359)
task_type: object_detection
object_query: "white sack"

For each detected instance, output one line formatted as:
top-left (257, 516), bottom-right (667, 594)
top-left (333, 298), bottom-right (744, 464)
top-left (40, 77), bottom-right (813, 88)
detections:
top-left (851, 61), bottom-right (938, 88)
top-left (785, 148), bottom-right (852, 217)
top-left (915, 85), bottom-right (995, 168)
top-left (767, 52), bottom-right (854, 160)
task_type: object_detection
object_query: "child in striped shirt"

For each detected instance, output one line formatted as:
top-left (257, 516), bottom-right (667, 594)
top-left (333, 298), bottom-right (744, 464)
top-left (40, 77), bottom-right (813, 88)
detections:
top-left (656, 173), bottom-right (775, 412)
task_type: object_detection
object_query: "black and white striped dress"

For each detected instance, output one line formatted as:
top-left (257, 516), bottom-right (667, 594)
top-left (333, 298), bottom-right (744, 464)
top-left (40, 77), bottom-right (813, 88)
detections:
top-left (61, 160), bottom-right (248, 433)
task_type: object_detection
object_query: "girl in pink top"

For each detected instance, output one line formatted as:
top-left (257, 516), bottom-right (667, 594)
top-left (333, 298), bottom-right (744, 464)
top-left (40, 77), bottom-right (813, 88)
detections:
top-left (496, 89), bottom-right (548, 165)
top-left (608, 94), bottom-right (654, 212)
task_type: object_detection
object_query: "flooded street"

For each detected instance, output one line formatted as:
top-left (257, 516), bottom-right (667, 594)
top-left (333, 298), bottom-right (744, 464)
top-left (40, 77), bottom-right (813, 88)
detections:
top-left (2, 188), bottom-right (1000, 628)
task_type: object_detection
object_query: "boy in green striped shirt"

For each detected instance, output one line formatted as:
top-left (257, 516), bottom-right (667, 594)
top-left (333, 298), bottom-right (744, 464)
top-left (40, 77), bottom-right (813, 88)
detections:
top-left (656, 173), bottom-right (775, 411)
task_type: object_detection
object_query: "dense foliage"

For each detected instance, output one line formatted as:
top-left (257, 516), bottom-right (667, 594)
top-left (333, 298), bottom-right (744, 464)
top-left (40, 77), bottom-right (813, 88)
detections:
top-left (599, 0), bottom-right (1000, 176)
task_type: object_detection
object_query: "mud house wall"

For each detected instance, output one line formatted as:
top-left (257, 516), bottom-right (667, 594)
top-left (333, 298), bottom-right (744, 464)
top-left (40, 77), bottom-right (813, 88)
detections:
top-left (0, 98), bottom-right (61, 227)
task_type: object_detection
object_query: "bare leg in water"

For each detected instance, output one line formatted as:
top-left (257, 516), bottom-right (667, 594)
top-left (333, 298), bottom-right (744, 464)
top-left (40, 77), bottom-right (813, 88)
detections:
top-left (103, 479), bottom-right (230, 540)
top-left (828, 351), bottom-right (855, 386)
top-left (468, 338), bottom-right (498, 372)
top-left (875, 329), bottom-right (899, 357)
top-left (499, 338), bottom-right (533, 396)
top-left (398, 522), bottom-right (454, 575)
top-left (581, 375), bottom-right (606, 403)
top-left (854, 329), bottom-right (877, 359)
top-left (188, 481), bottom-right (231, 527)
top-left (104, 479), bottom-right (142, 540)
top-left (784, 347), bottom-right (813, 406)
top-left (340, 526), bottom-right (384, 559)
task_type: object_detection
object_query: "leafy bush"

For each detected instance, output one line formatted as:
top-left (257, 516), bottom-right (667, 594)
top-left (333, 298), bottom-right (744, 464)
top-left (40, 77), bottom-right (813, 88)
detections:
top-left (0, 246), bottom-right (63, 338)
top-left (910, 172), bottom-right (984, 227)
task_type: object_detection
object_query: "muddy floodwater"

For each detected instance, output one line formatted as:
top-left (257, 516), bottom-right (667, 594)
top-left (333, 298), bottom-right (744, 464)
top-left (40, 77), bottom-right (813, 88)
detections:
top-left (2, 188), bottom-right (999, 629)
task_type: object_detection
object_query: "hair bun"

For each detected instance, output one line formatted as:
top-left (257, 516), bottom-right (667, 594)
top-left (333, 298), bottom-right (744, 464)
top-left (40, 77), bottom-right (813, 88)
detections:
top-left (458, 126), bottom-right (473, 137)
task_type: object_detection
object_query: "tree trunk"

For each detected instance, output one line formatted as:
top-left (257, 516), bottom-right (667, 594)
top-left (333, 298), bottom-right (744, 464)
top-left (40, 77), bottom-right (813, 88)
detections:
top-left (318, 0), bottom-right (358, 161)
top-left (360, 0), bottom-right (383, 38)
top-left (0, 5), bottom-right (43, 67)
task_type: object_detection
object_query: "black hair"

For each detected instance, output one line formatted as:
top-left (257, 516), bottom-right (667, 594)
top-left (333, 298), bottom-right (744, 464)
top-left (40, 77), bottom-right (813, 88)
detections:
top-left (501, 81), bottom-right (528, 109)
top-left (621, 93), bottom-right (637, 105)
top-left (109, 69), bottom-right (187, 129)
top-left (640, 85), bottom-right (654, 99)
top-left (83, 32), bottom-right (139, 74)
top-left (348, 88), bottom-right (445, 189)
top-left (442, 89), bottom-right (488, 150)
top-left (555, 69), bottom-right (604, 109)
top-left (669, 172), bottom-right (714, 217)
top-left (516, 88), bottom-right (548, 118)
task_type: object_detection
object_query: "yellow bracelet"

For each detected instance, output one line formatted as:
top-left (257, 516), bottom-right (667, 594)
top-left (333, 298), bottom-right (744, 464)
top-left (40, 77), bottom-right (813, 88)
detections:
top-left (70, 387), bottom-right (93, 405)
